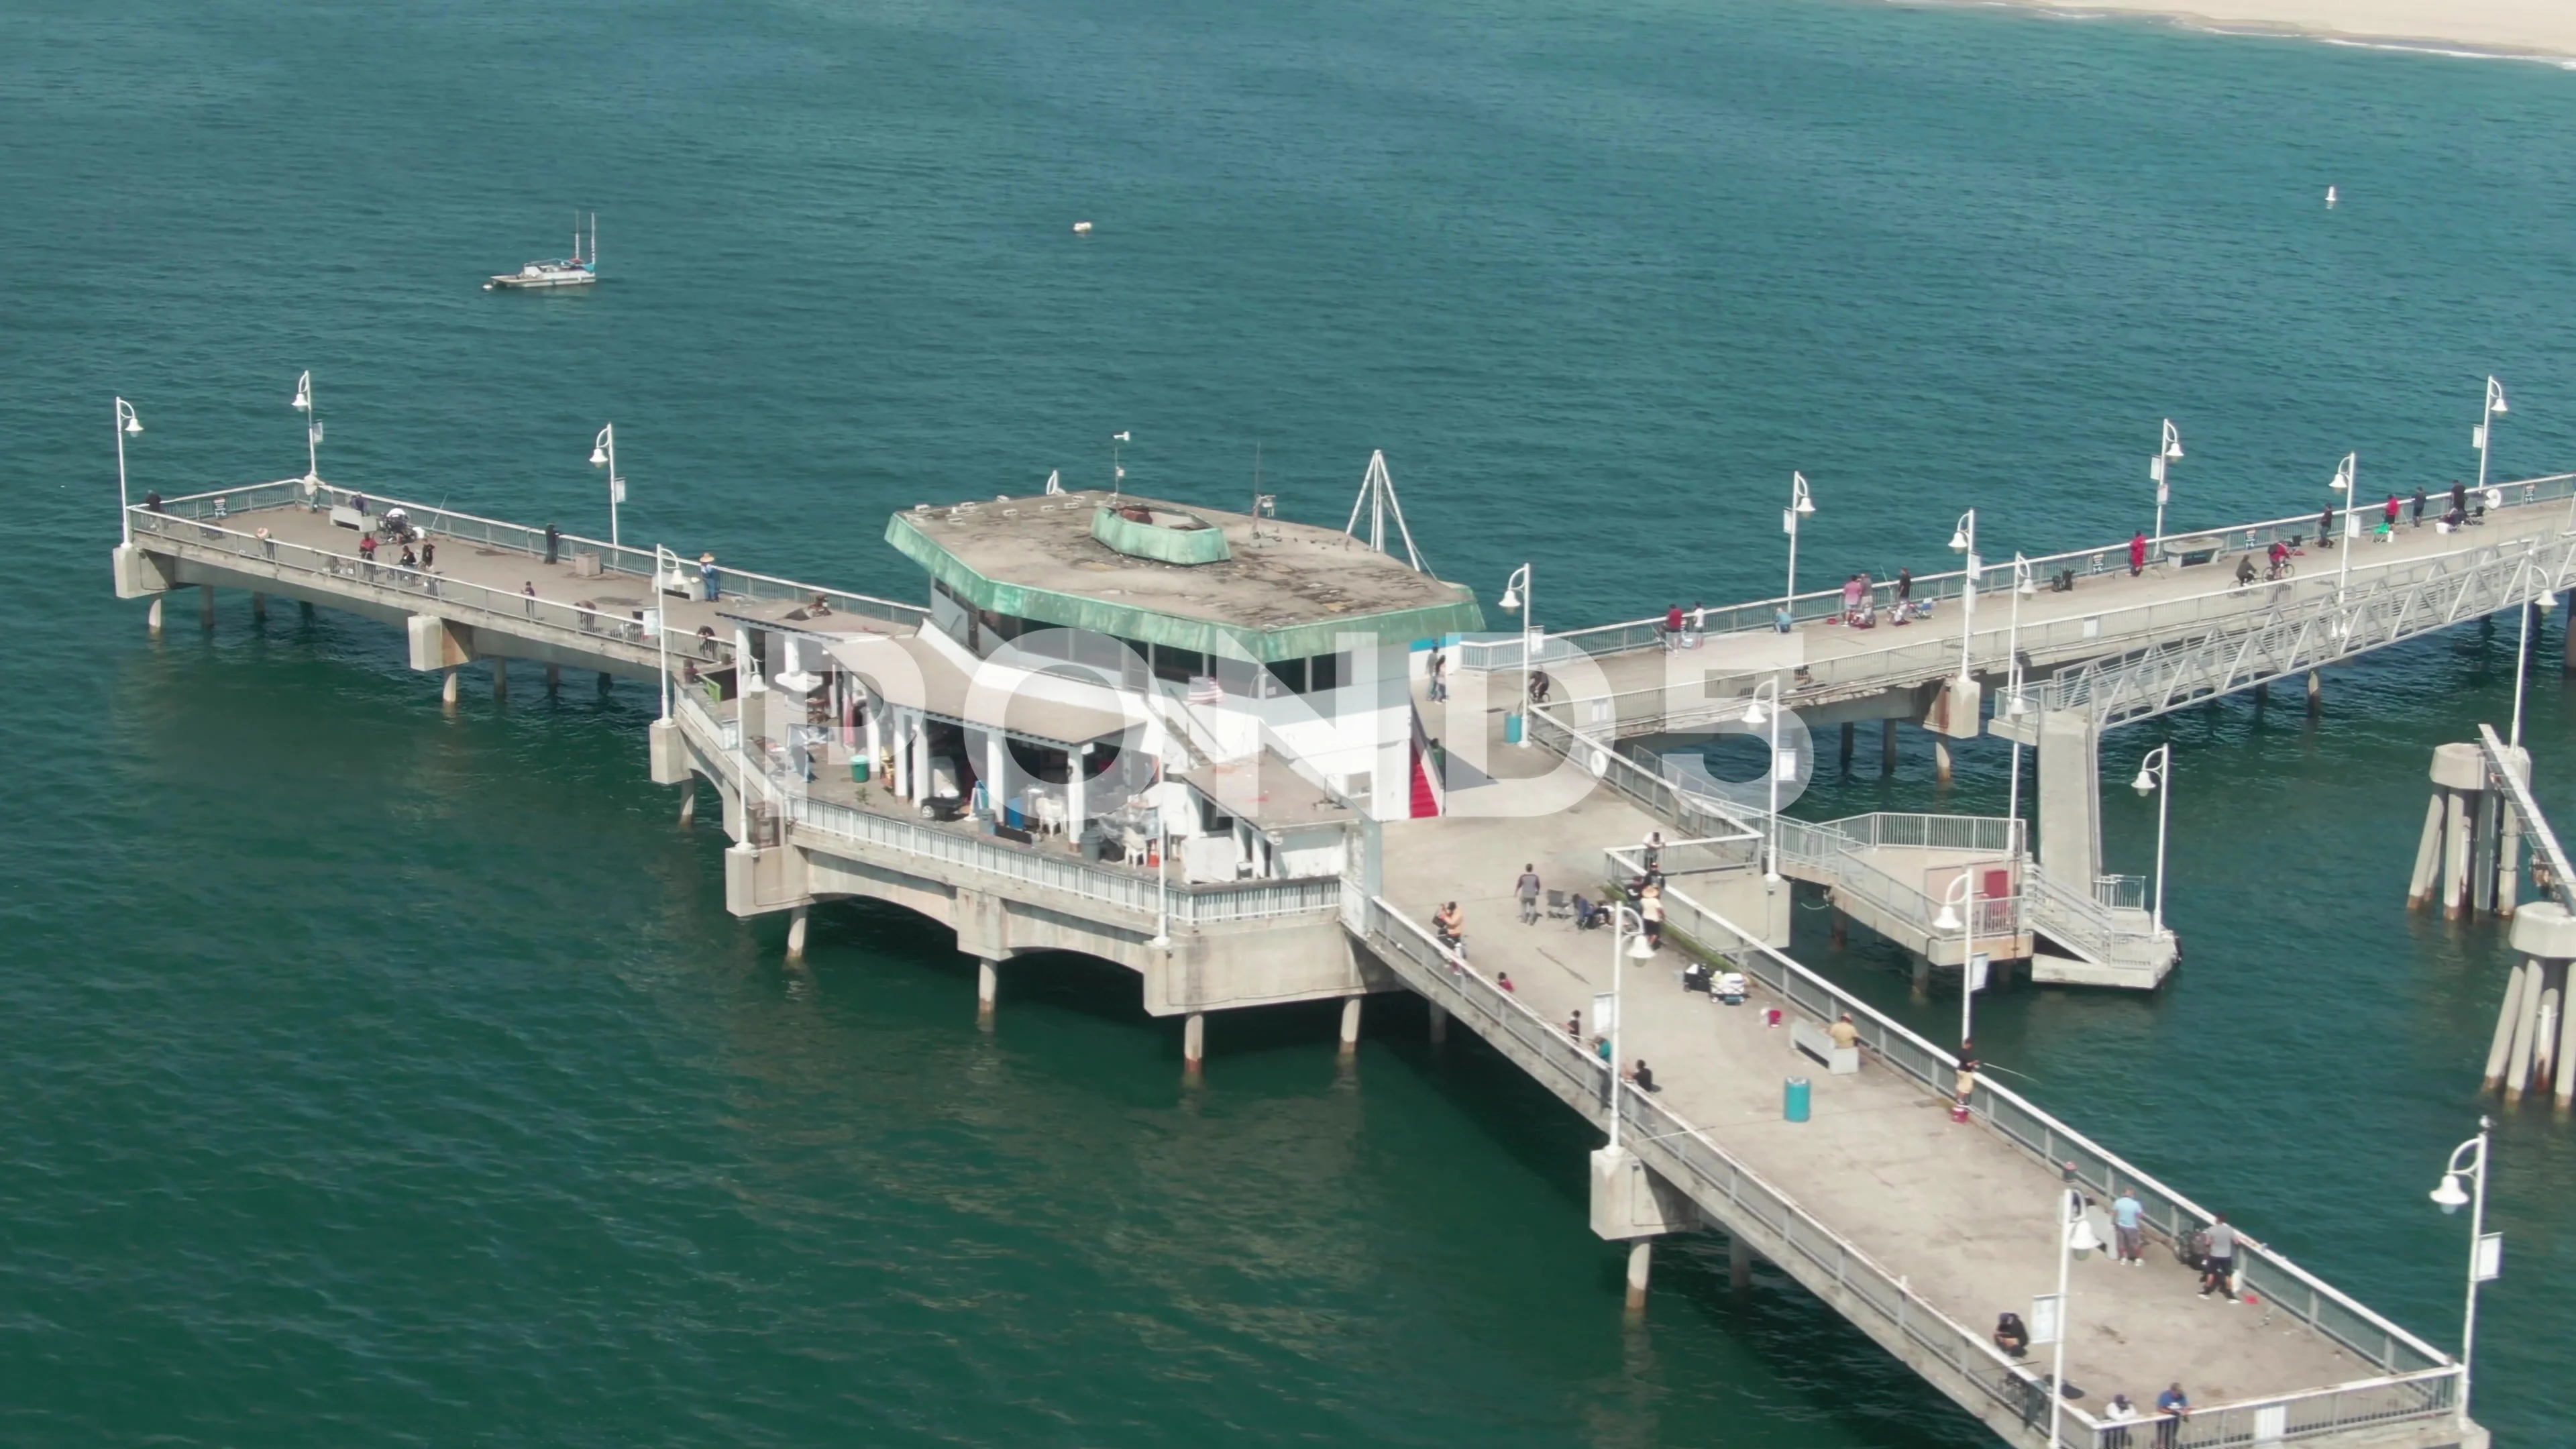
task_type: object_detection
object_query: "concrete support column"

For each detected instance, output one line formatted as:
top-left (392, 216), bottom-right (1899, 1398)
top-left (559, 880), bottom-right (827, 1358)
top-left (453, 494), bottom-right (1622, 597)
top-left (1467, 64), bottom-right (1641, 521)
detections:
top-left (2444, 789), bottom-right (2474, 920)
top-left (2485, 960), bottom-right (2533, 1092)
top-left (1428, 1002), bottom-right (1448, 1045)
top-left (2406, 794), bottom-right (2447, 911)
top-left (441, 666), bottom-right (460, 707)
top-left (1830, 909), bottom-right (1848, 949)
top-left (1839, 722), bottom-right (1854, 771)
top-left (492, 657), bottom-right (508, 700)
top-left (1183, 1012), bottom-right (1207, 1077)
top-left (1338, 995), bottom-right (1363, 1056)
top-left (785, 904), bottom-right (810, 963)
top-left (2504, 963), bottom-right (2542, 1101)
top-left (1881, 718), bottom-right (1898, 774)
top-left (1933, 738), bottom-right (1953, 785)
top-left (679, 786), bottom-right (697, 828)
top-left (2306, 669), bottom-right (2322, 713)
top-left (252, 592), bottom-right (267, 621)
top-left (598, 670), bottom-right (614, 695)
top-left (1066, 744), bottom-right (1089, 849)
top-left (1624, 1240), bottom-right (1652, 1312)
top-left (147, 596), bottom-right (163, 635)
top-left (301, 599), bottom-right (314, 619)
top-left (1729, 1234), bottom-right (1754, 1293)
top-left (199, 584), bottom-right (215, 628)
top-left (977, 958), bottom-right (999, 1026)
top-left (547, 663), bottom-right (562, 692)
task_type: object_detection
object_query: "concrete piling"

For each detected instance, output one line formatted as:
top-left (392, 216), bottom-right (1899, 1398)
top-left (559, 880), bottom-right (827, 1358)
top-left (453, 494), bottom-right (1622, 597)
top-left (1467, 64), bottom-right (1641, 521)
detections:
top-left (1839, 722), bottom-right (1854, 771)
top-left (785, 904), bottom-right (809, 963)
top-left (678, 788), bottom-right (696, 828)
top-left (2492, 905), bottom-right (2576, 1102)
top-left (599, 670), bottom-right (614, 695)
top-left (1625, 1240), bottom-right (1653, 1312)
top-left (2561, 984), bottom-right (2576, 1111)
top-left (492, 657), bottom-right (508, 700)
top-left (441, 666), bottom-right (460, 707)
top-left (200, 584), bottom-right (215, 628)
top-left (547, 663), bottom-right (561, 692)
top-left (1339, 995), bottom-right (1363, 1056)
top-left (2483, 961), bottom-right (2529, 1093)
top-left (977, 959), bottom-right (998, 1026)
top-left (2504, 967), bottom-right (2542, 1102)
top-left (146, 596), bottom-right (162, 635)
top-left (1882, 719), bottom-right (1897, 774)
top-left (2410, 743), bottom-right (2520, 920)
top-left (1830, 908), bottom-right (1849, 949)
top-left (252, 592), bottom-right (267, 621)
top-left (1730, 1235), bottom-right (1754, 1293)
top-left (2306, 669), bottom-right (2322, 713)
top-left (1934, 739), bottom-right (1953, 785)
top-left (1183, 1012), bottom-right (1206, 1077)
top-left (1428, 1002), bottom-right (1448, 1045)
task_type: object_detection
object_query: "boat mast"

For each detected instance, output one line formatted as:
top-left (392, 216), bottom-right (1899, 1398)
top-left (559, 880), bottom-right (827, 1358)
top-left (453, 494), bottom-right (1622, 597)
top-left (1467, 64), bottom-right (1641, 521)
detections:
top-left (589, 212), bottom-right (597, 271)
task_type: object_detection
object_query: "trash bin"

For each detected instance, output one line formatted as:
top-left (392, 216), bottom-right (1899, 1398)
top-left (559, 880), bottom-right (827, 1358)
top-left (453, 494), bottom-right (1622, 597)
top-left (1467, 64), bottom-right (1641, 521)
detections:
top-left (1784, 1075), bottom-right (1811, 1122)
top-left (1505, 712), bottom-right (1525, 744)
top-left (850, 757), bottom-right (870, 784)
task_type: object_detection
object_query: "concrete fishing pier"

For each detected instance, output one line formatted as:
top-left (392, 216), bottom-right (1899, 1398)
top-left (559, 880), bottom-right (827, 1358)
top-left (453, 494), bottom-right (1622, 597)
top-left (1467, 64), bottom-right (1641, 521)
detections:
top-left (109, 445), bottom-right (2541, 1448)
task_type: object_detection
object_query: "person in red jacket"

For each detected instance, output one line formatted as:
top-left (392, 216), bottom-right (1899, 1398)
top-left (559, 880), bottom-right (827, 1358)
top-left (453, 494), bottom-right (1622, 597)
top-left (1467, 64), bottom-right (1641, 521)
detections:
top-left (2129, 531), bottom-right (2147, 576)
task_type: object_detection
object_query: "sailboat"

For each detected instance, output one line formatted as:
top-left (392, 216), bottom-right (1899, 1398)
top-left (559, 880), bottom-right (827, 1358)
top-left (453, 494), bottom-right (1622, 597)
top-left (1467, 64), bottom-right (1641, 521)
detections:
top-left (487, 213), bottom-right (598, 289)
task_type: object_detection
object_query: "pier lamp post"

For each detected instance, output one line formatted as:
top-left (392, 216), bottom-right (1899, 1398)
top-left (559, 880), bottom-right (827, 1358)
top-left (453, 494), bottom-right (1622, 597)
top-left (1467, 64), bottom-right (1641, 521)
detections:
top-left (2430, 1116), bottom-right (2498, 1432)
top-left (113, 398), bottom-right (143, 545)
top-left (2044, 1187), bottom-right (2106, 1449)
top-left (1933, 870), bottom-right (1981, 1049)
top-left (1743, 678), bottom-right (1784, 883)
top-left (1112, 431), bottom-right (1131, 494)
top-left (2129, 743), bottom-right (2173, 936)
top-left (1947, 510), bottom-right (1979, 683)
top-left (2151, 420), bottom-right (2184, 563)
top-left (1782, 472), bottom-right (1816, 627)
top-left (1499, 564), bottom-right (1534, 743)
top-left (654, 545), bottom-right (677, 722)
top-left (2004, 556), bottom-right (2036, 865)
top-left (2475, 377), bottom-right (2509, 494)
top-left (2512, 568), bottom-right (2555, 751)
top-left (1604, 898), bottom-right (1656, 1146)
top-left (2328, 453), bottom-right (2359, 608)
top-left (291, 371), bottom-right (321, 482)
top-left (590, 424), bottom-right (626, 551)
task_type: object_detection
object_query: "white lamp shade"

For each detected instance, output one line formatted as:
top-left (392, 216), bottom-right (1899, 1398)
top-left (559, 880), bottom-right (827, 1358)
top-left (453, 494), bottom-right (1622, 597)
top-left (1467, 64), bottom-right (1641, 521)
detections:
top-left (1948, 528), bottom-right (1968, 551)
top-left (2540, 592), bottom-right (2559, 612)
top-left (1743, 698), bottom-right (1768, 727)
top-left (1498, 588), bottom-right (1520, 612)
top-left (2430, 1173), bottom-right (2469, 1214)
top-left (2070, 1218), bottom-right (2104, 1256)
top-left (1794, 495), bottom-right (1815, 515)
top-left (590, 445), bottom-right (610, 466)
top-left (123, 416), bottom-right (143, 435)
top-left (1627, 932), bottom-right (1656, 959)
top-left (1933, 904), bottom-right (1962, 932)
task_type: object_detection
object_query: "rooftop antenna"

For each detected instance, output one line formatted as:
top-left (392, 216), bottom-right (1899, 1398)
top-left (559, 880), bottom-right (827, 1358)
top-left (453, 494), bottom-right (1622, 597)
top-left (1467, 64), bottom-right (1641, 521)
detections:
top-left (1044, 468), bottom-right (1065, 495)
top-left (1342, 449), bottom-right (1426, 574)
top-left (1248, 442), bottom-right (1274, 543)
top-left (1112, 431), bottom-right (1130, 498)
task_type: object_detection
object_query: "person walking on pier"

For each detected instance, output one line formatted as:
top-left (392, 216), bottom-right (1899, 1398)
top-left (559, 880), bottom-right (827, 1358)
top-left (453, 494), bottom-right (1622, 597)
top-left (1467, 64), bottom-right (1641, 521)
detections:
top-left (1638, 883), bottom-right (1664, 950)
top-left (2410, 485), bottom-right (2426, 528)
top-left (2317, 503), bottom-right (2336, 549)
top-left (419, 539), bottom-right (435, 570)
top-left (699, 551), bottom-right (722, 602)
top-left (2129, 531), bottom-right (2147, 577)
top-left (1427, 647), bottom-right (1448, 702)
top-left (2112, 1187), bottom-right (2145, 1266)
top-left (2383, 493), bottom-right (2401, 530)
top-left (1515, 863), bottom-right (1543, 924)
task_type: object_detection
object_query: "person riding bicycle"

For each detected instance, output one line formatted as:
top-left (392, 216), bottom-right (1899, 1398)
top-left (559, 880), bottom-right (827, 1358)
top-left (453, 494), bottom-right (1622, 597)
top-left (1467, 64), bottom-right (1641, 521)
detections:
top-left (2265, 539), bottom-right (2290, 580)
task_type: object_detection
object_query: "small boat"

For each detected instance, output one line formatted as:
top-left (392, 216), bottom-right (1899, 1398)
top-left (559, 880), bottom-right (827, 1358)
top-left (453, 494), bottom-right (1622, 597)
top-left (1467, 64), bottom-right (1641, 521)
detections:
top-left (487, 213), bottom-right (598, 289)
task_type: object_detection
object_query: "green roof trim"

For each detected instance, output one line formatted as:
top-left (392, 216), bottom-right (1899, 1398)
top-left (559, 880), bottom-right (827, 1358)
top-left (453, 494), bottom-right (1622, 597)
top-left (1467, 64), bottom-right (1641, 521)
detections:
top-left (885, 513), bottom-right (1485, 663)
top-left (1091, 506), bottom-right (1233, 566)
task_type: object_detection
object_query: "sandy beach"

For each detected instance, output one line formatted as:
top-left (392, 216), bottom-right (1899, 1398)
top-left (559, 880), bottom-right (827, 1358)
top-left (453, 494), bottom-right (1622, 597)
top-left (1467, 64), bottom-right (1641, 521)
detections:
top-left (2025, 0), bottom-right (2576, 58)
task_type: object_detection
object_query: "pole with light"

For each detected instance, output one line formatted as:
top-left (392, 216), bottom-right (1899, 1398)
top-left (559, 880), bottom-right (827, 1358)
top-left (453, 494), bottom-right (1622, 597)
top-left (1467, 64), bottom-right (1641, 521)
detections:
top-left (1745, 678), bottom-right (1784, 883)
top-left (1604, 898), bottom-right (1656, 1146)
top-left (1499, 563), bottom-right (1534, 745)
top-left (1934, 871), bottom-right (1980, 1049)
top-left (1782, 472), bottom-right (1816, 627)
top-left (2430, 1116), bottom-right (2498, 1432)
top-left (291, 371), bottom-right (321, 482)
top-left (114, 398), bottom-right (144, 545)
top-left (1112, 431), bottom-right (1131, 493)
top-left (2004, 555), bottom-right (2036, 865)
top-left (1948, 509), bottom-right (1979, 684)
top-left (654, 545), bottom-right (676, 722)
top-left (2328, 453), bottom-right (2358, 606)
top-left (2475, 377), bottom-right (2509, 495)
top-left (2151, 420), bottom-right (2184, 564)
top-left (2130, 743), bottom-right (2173, 936)
top-left (2045, 1188), bottom-right (2106, 1449)
top-left (590, 424), bottom-right (626, 552)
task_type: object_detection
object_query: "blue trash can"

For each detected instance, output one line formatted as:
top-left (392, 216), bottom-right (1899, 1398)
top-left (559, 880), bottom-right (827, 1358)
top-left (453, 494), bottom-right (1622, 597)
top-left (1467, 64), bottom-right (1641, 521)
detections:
top-left (1784, 1076), bottom-right (1812, 1122)
top-left (1505, 712), bottom-right (1525, 744)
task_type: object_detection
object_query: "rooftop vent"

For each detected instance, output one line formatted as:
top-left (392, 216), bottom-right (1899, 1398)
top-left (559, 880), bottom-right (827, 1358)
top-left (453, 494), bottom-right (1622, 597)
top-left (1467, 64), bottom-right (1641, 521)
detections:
top-left (1091, 504), bottom-right (1233, 566)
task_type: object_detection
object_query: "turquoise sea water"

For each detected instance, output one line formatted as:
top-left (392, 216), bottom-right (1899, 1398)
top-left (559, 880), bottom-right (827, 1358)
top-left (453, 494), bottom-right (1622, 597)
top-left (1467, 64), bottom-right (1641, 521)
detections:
top-left (6, 0), bottom-right (2575, 1443)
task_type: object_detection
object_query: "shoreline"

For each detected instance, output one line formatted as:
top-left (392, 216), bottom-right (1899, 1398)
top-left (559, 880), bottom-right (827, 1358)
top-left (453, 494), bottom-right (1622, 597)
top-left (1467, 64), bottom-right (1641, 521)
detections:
top-left (1923, 0), bottom-right (2576, 63)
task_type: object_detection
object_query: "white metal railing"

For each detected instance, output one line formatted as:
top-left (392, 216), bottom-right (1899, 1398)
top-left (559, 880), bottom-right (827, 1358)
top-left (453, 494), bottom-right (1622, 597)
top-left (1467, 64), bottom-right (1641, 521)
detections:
top-left (132, 479), bottom-right (928, 627)
top-left (2478, 723), bottom-right (2576, 914)
top-left (1453, 471), bottom-right (2576, 672)
top-left (670, 696), bottom-right (1339, 927)
top-left (129, 508), bottom-right (740, 669)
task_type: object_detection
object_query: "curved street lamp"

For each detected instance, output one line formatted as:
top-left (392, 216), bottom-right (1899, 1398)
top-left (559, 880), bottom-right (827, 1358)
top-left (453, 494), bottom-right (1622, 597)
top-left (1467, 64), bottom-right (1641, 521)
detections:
top-left (1948, 509), bottom-right (1979, 684)
top-left (1499, 563), bottom-right (1534, 745)
top-left (590, 423), bottom-right (627, 551)
top-left (2045, 1187), bottom-right (2107, 1448)
top-left (1604, 898), bottom-right (1656, 1146)
top-left (114, 398), bottom-right (144, 545)
top-left (2129, 743), bottom-right (2173, 936)
top-left (2151, 419), bottom-right (2184, 563)
top-left (2476, 377), bottom-right (2508, 494)
top-left (1782, 472), bottom-right (1816, 628)
top-left (1933, 869), bottom-right (1981, 1049)
top-left (2005, 554), bottom-right (2035, 867)
top-left (291, 370), bottom-right (321, 482)
top-left (1744, 678), bottom-right (1784, 883)
top-left (2430, 1117), bottom-right (2497, 1432)
top-left (2328, 453), bottom-right (2358, 608)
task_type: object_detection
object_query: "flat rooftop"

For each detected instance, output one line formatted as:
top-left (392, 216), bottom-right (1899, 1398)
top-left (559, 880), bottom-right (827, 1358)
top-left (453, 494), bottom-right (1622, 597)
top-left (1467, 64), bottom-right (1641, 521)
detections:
top-left (885, 491), bottom-right (1484, 661)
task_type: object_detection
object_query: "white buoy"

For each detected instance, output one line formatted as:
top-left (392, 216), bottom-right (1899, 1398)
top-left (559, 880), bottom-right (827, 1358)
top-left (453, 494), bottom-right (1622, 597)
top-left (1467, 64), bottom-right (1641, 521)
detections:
top-left (1072, 220), bottom-right (1093, 234)
top-left (2325, 186), bottom-right (2338, 208)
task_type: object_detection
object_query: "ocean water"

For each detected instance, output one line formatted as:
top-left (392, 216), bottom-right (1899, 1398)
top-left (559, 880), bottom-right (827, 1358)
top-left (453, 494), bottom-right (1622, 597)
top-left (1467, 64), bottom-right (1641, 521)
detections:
top-left (4, 0), bottom-right (2574, 1443)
